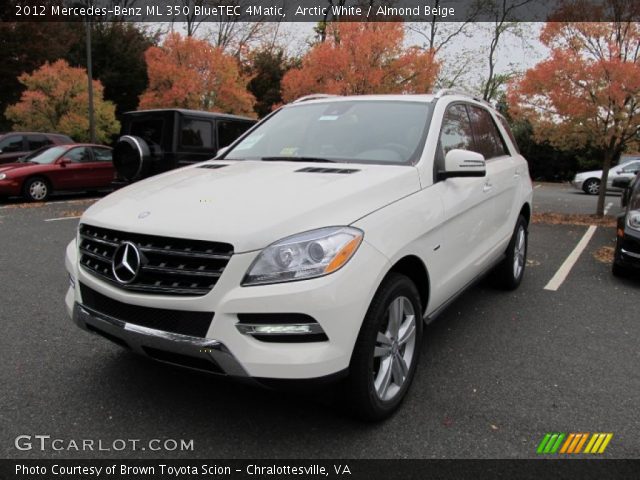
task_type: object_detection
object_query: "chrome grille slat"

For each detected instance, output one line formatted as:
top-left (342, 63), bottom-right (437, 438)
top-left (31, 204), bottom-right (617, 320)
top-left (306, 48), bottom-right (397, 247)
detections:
top-left (138, 246), bottom-right (231, 260)
top-left (141, 265), bottom-right (222, 278)
top-left (78, 224), bottom-right (233, 296)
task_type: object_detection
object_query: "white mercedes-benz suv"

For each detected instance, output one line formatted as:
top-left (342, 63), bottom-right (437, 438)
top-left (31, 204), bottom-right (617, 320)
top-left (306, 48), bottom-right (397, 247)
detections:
top-left (65, 91), bottom-right (532, 420)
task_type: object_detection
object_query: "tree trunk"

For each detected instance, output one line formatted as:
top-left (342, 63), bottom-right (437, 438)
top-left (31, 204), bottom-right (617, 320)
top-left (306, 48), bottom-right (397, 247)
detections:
top-left (596, 149), bottom-right (614, 216)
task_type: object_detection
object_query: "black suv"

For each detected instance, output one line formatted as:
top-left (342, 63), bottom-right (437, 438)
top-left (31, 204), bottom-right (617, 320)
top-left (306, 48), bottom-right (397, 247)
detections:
top-left (614, 172), bottom-right (640, 277)
top-left (113, 109), bottom-right (255, 183)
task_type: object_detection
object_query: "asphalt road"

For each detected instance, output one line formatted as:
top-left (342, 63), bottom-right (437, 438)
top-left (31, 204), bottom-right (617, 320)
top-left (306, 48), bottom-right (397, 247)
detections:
top-left (0, 184), bottom-right (638, 459)
top-left (533, 182), bottom-right (623, 216)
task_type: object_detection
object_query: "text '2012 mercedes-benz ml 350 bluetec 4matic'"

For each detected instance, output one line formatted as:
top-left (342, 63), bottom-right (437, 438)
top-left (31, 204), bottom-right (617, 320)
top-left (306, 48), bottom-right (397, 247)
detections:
top-left (65, 91), bottom-right (533, 420)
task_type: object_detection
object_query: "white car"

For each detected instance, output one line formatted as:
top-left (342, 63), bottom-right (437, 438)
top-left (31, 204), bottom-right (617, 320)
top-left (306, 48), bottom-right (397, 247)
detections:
top-left (65, 91), bottom-right (533, 419)
top-left (572, 158), bottom-right (640, 195)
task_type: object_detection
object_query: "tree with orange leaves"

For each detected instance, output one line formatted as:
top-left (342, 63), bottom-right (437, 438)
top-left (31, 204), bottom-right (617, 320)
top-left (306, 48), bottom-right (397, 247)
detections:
top-left (281, 22), bottom-right (439, 102)
top-left (139, 33), bottom-right (255, 117)
top-left (5, 59), bottom-right (119, 143)
top-left (508, 0), bottom-right (640, 215)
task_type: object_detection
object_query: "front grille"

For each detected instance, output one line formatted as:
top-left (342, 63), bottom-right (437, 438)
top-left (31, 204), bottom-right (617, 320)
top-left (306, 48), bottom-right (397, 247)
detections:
top-left (80, 283), bottom-right (214, 337)
top-left (78, 223), bottom-right (233, 296)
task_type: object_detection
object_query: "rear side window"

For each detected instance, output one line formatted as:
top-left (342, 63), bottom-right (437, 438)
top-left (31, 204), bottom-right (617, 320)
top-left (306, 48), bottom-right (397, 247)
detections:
top-left (439, 104), bottom-right (475, 156)
top-left (467, 106), bottom-right (508, 160)
top-left (92, 147), bottom-right (112, 162)
top-left (27, 135), bottom-right (51, 150)
top-left (217, 120), bottom-right (252, 149)
top-left (180, 118), bottom-right (213, 148)
top-left (0, 135), bottom-right (24, 152)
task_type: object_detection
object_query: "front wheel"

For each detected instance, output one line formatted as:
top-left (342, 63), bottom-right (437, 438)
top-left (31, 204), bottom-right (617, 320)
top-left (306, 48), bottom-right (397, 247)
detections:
top-left (346, 273), bottom-right (423, 421)
top-left (493, 215), bottom-right (528, 290)
top-left (23, 177), bottom-right (50, 202)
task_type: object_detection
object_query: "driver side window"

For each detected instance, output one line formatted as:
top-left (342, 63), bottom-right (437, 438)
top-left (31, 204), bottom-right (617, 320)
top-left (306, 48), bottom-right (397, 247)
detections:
top-left (439, 104), bottom-right (474, 157)
top-left (66, 147), bottom-right (91, 163)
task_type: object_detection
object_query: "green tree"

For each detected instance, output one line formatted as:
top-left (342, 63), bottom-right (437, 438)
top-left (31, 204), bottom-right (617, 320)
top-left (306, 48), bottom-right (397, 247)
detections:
top-left (5, 59), bottom-right (120, 143)
top-left (246, 48), bottom-right (297, 117)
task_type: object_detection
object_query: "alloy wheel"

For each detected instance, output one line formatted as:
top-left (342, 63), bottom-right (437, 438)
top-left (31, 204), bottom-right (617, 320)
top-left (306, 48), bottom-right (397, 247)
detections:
top-left (373, 296), bottom-right (417, 401)
top-left (513, 225), bottom-right (526, 279)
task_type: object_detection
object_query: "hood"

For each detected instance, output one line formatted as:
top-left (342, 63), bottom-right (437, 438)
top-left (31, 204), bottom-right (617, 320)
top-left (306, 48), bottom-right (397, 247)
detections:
top-left (0, 162), bottom-right (34, 173)
top-left (82, 160), bottom-right (421, 252)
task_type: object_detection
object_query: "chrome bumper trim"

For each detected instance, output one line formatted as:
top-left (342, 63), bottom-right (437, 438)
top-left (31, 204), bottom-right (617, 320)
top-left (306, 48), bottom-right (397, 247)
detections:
top-left (621, 248), bottom-right (640, 259)
top-left (73, 303), bottom-right (248, 377)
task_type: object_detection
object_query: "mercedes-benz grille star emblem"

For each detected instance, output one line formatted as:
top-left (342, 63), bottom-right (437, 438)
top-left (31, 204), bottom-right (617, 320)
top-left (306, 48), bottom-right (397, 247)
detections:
top-left (112, 241), bottom-right (142, 284)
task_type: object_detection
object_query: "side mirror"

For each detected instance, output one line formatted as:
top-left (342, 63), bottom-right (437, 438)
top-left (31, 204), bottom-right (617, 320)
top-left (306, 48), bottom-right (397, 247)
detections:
top-left (616, 169), bottom-right (623, 175)
top-left (440, 149), bottom-right (486, 179)
top-left (59, 158), bottom-right (70, 166)
top-left (216, 146), bottom-right (229, 158)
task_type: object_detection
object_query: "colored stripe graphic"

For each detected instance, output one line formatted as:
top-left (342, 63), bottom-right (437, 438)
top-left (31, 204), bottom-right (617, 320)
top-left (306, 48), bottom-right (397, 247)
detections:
top-left (537, 433), bottom-right (613, 454)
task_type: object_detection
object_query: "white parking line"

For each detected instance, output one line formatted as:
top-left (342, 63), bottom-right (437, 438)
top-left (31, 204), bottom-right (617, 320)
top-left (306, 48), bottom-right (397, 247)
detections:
top-left (544, 225), bottom-right (598, 291)
top-left (44, 216), bottom-right (82, 222)
top-left (604, 202), bottom-right (613, 215)
top-left (534, 184), bottom-right (542, 189)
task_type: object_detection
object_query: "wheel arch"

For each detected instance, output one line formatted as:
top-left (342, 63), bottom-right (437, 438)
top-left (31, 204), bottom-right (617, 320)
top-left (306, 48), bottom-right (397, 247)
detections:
top-left (385, 255), bottom-right (430, 315)
top-left (519, 202), bottom-right (531, 225)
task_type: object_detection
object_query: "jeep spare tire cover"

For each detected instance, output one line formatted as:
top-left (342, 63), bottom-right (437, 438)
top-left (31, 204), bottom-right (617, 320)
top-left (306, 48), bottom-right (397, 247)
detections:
top-left (113, 135), bottom-right (152, 181)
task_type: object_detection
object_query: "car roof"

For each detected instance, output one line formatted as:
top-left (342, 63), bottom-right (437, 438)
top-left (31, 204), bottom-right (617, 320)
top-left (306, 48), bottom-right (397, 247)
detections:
top-left (123, 108), bottom-right (255, 122)
top-left (288, 94), bottom-right (437, 105)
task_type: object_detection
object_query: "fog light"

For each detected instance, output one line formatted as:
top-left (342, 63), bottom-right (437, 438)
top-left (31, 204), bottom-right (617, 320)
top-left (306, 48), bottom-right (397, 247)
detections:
top-left (236, 323), bottom-right (324, 336)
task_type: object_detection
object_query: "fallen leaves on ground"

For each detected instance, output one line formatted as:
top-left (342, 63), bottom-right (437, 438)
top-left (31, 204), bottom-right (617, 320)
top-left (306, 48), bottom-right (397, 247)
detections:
top-left (532, 212), bottom-right (616, 227)
top-left (593, 246), bottom-right (615, 264)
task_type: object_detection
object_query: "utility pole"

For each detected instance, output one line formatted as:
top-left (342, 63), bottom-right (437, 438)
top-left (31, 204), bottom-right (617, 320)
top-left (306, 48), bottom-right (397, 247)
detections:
top-left (85, 18), bottom-right (95, 143)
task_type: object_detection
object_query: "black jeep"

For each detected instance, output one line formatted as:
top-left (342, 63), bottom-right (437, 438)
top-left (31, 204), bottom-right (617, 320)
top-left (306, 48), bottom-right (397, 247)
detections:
top-left (113, 109), bottom-right (255, 183)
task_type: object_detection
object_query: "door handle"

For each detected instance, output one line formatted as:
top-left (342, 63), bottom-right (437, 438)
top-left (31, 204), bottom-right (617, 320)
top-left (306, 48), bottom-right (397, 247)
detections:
top-left (483, 181), bottom-right (493, 193)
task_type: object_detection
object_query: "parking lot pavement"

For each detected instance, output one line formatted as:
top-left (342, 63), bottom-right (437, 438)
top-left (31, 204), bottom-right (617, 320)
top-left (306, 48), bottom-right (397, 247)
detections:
top-left (0, 185), bottom-right (638, 459)
top-left (533, 182), bottom-right (623, 216)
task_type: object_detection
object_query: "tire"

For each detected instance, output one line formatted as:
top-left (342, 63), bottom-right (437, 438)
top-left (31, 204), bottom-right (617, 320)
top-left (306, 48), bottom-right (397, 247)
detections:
top-left (23, 177), bottom-right (50, 202)
top-left (493, 215), bottom-right (528, 290)
top-left (346, 273), bottom-right (423, 421)
top-left (612, 262), bottom-right (631, 278)
top-left (582, 178), bottom-right (600, 195)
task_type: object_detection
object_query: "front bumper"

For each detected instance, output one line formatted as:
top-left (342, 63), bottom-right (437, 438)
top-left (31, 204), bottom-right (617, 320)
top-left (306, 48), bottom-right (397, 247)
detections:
top-left (615, 216), bottom-right (640, 270)
top-left (72, 303), bottom-right (249, 376)
top-left (0, 179), bottom-right (21, 196)
top-left (571, 178), bottom-right (585, 191)
top-left (65, 236), bottom-right (390, 380)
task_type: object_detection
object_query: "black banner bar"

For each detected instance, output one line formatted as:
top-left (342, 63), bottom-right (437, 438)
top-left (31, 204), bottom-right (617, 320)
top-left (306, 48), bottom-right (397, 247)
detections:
top-left (1, 459), bottom-right (640, 480)
top-left (3, 0), bottom-right (640, 23)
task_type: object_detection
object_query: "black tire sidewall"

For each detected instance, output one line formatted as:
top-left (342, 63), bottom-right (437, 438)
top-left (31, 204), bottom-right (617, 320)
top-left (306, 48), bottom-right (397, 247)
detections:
top-left (498, 215), bottom-right (528, 290)
top-left (348, 273), bottom-right (423, 420)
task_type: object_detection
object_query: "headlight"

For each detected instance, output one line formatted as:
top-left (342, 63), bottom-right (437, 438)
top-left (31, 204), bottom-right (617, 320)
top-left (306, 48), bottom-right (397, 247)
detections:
top-left (0, 173), bottom-right (6, 180)
top-left (242, 226), bottom-right (363, 286)
top-left (628, 210), bottom-right (640, 231)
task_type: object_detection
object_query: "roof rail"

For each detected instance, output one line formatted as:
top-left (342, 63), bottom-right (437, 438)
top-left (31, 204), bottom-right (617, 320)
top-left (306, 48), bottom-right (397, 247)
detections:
top-left (434, 88), bottom-right (493, 107)
top-left (292, 94), bottom-right (340, 103)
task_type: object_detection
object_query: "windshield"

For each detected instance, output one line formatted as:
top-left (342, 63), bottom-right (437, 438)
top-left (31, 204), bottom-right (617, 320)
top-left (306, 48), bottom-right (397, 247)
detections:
top-left (225, 101), bottom-right (431, 165)
top-left (27, 146), bottom-right (67, 164)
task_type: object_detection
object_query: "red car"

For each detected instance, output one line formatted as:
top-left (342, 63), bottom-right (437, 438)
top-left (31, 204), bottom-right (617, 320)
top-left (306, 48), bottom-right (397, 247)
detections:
top-left (0, 144), bottom-right (114, 202)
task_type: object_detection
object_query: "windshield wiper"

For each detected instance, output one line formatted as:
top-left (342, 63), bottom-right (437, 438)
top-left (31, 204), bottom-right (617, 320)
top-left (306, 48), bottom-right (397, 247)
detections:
top-left (260, 156), bottom-right (337, 163)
